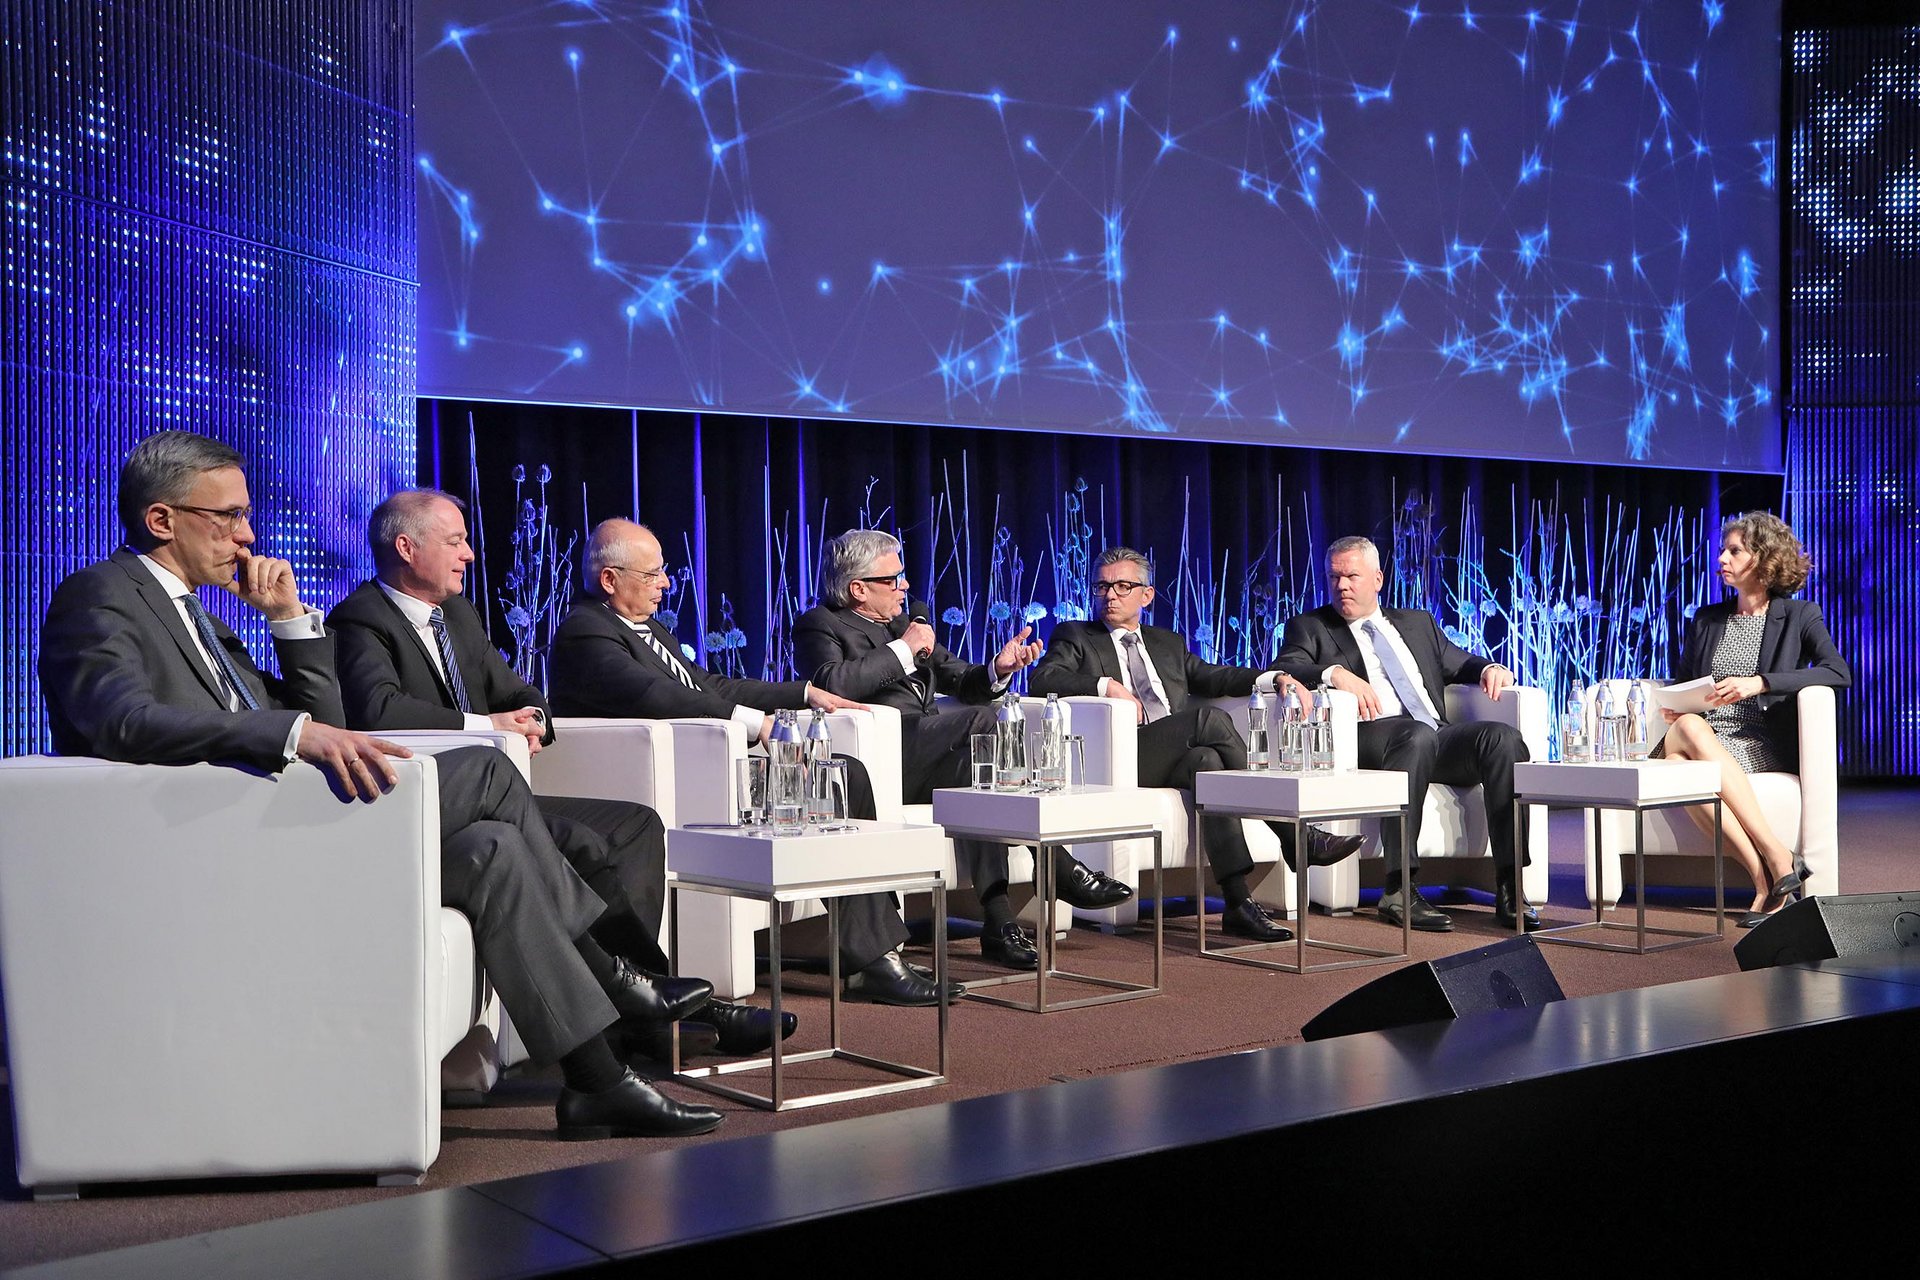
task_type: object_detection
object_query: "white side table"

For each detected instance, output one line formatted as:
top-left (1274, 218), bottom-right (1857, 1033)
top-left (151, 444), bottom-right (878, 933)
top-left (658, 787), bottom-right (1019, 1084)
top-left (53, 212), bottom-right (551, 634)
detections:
top-left (1194, 768), bottom-right (1412, 974)
top-left (1512, 759), bottom-right (1724, 953)
top-left (932, 785), bottom-right (1163, 1013)
top-left (666, 819), bottom-right (950, 1110)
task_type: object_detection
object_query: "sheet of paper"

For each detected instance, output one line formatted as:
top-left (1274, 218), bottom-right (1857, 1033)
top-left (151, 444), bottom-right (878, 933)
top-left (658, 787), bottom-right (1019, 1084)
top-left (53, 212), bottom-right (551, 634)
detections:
top-left (1652, 676), bottom-right (1715, 714)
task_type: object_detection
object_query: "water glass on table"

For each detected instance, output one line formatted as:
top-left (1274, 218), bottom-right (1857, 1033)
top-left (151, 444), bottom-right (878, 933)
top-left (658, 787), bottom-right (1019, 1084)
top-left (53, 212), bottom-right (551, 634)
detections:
top-left (735, 756), bottom-right (768, 827)
top-left (769, 760), bottom-right (806, 833)
top-left (808, 758), bottom-right (854, 831)
top-left (970, 733), bottom-right (996, 790)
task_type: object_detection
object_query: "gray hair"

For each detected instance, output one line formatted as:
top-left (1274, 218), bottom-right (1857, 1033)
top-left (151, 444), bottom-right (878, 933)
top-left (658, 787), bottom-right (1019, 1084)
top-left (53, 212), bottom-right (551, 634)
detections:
top-left (118, 431), bottom-right (246, 547)
top-left (1326, 535), bottom-right (1381, 568)
top-left (819, 529), bottom-right (903, 608)
top-left (583, 518), bottom-right (652, 593)
top-left (1093, 545), bottom-right (1153, 586)
top-left (369, 489), bottom-right (465, 573)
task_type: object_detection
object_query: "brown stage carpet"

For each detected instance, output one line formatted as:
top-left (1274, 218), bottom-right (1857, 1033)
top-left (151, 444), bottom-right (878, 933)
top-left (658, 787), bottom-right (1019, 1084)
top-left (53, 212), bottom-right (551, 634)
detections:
top-left (4, 785), bottom-right (1915, 1270)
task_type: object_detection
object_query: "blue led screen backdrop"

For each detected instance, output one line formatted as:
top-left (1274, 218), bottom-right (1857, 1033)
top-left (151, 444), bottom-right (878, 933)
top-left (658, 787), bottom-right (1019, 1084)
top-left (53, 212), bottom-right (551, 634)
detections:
top-left (418, 0), bottom-right (1780, 470)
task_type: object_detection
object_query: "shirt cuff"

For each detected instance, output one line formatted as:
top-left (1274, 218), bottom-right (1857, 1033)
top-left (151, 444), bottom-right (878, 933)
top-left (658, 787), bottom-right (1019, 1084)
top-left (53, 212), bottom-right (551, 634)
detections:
top-left (1254, 671), bottom-right (1277, 694)
top-left (270, 609), bottom-right (325, 640)
top-left (282, 712), bottom-right (310, 763)
top-left (463, 712), bottom-right (493, 732)
top-left (731, 706), bottom-right (767, 739)
top-left (1321, 664), bottom-right (1343, 686)
top-left (1099, 676), bottom-right (1119, 698)
top-left (886, 638), bottom-right (916, 673)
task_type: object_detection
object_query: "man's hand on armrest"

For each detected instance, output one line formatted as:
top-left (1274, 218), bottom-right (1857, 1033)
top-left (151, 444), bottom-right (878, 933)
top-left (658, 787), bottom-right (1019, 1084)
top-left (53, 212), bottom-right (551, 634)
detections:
top-left (298, 722), bottom-right (412, 802)
top-left (1325, 665), bottom-right (1382, 720)
top-left (489, 707), bottom-right (546, 753)
top-left (805, 684), bottom-right (870, 714)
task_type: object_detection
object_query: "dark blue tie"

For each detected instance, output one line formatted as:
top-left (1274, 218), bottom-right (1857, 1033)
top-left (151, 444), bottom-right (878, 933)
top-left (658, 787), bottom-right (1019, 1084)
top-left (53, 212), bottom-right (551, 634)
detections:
top-left (180, 594), bottom-right (260, 711)
top-left (428, 607), bottom-right (473, 714)
top-left (1363, 619), bottom-right (1437, 728)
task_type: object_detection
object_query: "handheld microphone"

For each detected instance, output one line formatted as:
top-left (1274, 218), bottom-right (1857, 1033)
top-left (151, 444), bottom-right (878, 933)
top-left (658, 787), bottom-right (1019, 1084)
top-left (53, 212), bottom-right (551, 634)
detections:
top-left (888, 601), bottom-right (936, 662)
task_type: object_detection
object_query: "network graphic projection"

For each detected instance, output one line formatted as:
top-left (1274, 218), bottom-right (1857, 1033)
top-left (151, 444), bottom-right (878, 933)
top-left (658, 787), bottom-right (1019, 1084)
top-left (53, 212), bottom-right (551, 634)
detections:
top-left (417, 0), bottom-right (1779, 470)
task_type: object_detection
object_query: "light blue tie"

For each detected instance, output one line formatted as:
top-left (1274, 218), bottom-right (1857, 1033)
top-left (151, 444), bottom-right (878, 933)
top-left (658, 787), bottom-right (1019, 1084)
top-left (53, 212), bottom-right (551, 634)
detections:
top-left (1363, 620), bottom-right (1437, 728)
top-left (180, 594), bottom-right (260, 711)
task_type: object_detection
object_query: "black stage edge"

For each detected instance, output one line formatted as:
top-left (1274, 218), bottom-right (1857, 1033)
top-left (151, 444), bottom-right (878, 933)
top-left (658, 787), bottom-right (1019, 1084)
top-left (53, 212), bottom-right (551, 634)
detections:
top-left (17, 953), bottom-right (1920, 1277)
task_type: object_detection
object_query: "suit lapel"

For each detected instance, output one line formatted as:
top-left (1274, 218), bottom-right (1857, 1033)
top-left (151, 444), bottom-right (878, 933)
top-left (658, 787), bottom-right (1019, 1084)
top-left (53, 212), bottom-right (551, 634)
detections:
top-left (1325, 609), bottom-right (1365, 675)
top-left (376, 586), bottom-right (458, 709)
top-left (1759, 598), bottom-right (1789, 675)
top-left (117, 552), bottom-right (228, 707)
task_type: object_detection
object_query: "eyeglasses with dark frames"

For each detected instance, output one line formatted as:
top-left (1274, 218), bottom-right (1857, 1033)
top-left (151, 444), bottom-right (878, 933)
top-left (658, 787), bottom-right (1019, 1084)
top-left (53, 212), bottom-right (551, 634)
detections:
top-left (1091, 579), bottom-right (1148, 597)
top-left (170, 504), bottom-right (254, 533)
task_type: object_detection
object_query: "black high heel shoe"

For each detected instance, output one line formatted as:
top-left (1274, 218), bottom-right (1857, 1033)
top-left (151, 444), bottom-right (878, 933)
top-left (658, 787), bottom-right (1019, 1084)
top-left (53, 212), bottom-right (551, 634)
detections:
top-left (1739, 883), bottom-right (1802, 930)
top-left (1770, 855), bottom-right (1812, 900)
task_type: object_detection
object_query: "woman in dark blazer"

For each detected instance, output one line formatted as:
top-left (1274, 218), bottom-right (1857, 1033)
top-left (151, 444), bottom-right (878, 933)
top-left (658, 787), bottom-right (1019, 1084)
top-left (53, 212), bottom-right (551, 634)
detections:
top-left (1657, 512), bottom-right (1850, 927)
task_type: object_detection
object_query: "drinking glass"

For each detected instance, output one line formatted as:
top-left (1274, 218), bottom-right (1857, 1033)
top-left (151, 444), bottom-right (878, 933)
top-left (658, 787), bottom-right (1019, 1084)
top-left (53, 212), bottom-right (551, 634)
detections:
top-left (970, 733), bottom-right (996, 790)
top-left (1031, 729), bottom-right (1068, 792)
top-left (808, 759), bottom-right (854, 831)
top-left (1067, 734), bottom-right (1087, 789)
top-left (769, 760), bottom-right (806, 833)
top-left (735, 756), bottom-right (768, 827)
top-left (1306, 720), bottom-right (1335, 773)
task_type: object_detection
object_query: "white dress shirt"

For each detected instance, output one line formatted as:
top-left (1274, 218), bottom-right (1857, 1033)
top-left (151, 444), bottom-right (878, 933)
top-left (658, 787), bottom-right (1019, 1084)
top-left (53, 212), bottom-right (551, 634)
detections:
top-left (139, 553), bottom-right (319, 760)
top-left (1097, 625), bottom-right (1277, 702)
top-left (376, 581), bottom-right (494, 731)
top-left (1334, 608), bottom-right (1442, 724)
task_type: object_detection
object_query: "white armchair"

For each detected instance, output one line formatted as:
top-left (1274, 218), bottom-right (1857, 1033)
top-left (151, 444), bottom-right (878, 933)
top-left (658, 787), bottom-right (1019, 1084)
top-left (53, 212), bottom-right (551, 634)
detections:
top-left (0, 755), bottom-right (472, 1198)
top-left (1583, 682), bottom-right (1839, 907)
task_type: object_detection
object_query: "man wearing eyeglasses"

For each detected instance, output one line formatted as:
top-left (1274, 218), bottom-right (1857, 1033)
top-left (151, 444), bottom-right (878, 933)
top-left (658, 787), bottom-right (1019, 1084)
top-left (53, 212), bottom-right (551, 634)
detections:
top-left (1030, 547), bottom-right (1364, 943)
top-left (546, 519), bottom-right (959, 1008)
top-left (794, 529), bottom-right (1135, 972)
top-left (39, 432), bottom-right (724, 1140)
top-left (327, 493), bottom-right (791, 1058)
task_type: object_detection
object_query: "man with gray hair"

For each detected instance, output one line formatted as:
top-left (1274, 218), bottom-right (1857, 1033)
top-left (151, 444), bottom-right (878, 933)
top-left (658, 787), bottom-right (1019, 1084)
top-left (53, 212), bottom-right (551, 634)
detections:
top-left (1032, 546), bottom-right (1364, 943)
top-left (1273, 535), bottom-right (1537, 933)
top-left (794, 529), bottom-right (1134, 971)
top-left (328, 490), bottom-right (786, 1059)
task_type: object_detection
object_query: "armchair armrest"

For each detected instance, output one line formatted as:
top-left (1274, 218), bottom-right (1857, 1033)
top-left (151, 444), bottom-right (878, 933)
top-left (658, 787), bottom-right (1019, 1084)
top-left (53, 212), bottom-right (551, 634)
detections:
top-left (665, 718), bottom-right (749, 826)
top-left (534, 718), bottom-right (677, 821)
top-left (823, 706), bottom-right (905, 820)
top-left (377, 728), bottom-right (532, 784)
top-left (0, 755), bottom-right (447, 1189)
top-left (1446, 684), bottom-right (1551, 764)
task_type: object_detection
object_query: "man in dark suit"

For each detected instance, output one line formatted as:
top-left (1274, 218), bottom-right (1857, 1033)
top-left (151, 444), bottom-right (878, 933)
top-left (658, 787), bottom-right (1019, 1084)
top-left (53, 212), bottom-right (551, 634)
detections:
top-left (793, 529), bottom-right (1133, 971)
top-left (1272, 535), bottom-right (1537, 933)
top-left (39, 432), bottom-right (722, 1139)
top-left (546, 518), bottom-right (958, 1007)
top-left (327, 492), bottom-right (786, 1053)
top-left (1030, 547), bottom-right (1364, 943)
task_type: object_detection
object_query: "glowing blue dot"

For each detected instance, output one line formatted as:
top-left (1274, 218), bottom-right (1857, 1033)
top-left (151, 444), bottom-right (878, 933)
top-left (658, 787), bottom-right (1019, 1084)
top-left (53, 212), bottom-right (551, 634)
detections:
top-left (570, 346), bottom-right (584, 359)
top-left (566, 48), bottom-right (580, 68)
top-left (817, 278), bottom-right (831, 295)
top-left (625, 304), bottom-right (638, 318)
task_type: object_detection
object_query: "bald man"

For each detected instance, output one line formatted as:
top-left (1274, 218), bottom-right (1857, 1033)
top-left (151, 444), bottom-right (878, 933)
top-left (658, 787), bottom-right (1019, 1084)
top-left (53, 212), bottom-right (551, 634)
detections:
top-left (547, 520), bottom-right (958, 1008)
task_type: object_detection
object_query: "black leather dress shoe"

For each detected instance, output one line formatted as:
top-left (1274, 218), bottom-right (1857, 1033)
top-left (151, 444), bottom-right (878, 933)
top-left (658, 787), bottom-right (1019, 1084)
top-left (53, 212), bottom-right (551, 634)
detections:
top-left (903, 960), bottom-right (967, 1001)
top-left (1378, 885), bottom-right (1454, 932)
top-left (844, 950), bottom-right (955, 1006)
top-left (557, 1070), bottom-right (724, 1140)
top-left (1054, 859), bottom-right (1134, 909)
top-left (1221, 898), bottom-right (1294, 942)
top-left (1493, 877), bottom-right (1543, 932)
top-left (1303, 827), bottom-right (1366, 867)
top-left (978, 920), bottom-right (1040, 970)
top-left (609, 960), bottom-right (712, 1025)
top-left (686, 998), bottom-right (796, 1055)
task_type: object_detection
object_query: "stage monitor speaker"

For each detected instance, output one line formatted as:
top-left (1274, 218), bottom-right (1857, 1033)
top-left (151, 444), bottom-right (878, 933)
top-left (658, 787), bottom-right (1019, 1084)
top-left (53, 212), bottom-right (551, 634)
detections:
top-left (1733, 892), bottom-right (1920, 971)
top-left (1300, 937), bottom-right (1564, 1042)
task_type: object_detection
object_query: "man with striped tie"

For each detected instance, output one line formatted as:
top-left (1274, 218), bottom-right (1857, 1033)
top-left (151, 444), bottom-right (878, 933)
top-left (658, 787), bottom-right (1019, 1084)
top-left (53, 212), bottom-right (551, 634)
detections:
top-left (1272, 535), bottom-right (1537, 934)
top-left (329, 491), bottom-right (790, 1057)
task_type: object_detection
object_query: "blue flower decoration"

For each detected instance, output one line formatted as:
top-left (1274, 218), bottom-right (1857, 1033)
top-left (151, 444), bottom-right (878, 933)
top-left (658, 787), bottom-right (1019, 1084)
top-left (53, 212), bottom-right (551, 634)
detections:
top-left (726, 628), bottom-right (747, 649)
top-left (680, 643), bottom-right (698, 662)
top-left (988, 601), bottom-right (1012, 622)
top-left (703, 631), bottom-right (726, 651)
top-left (1574, 595), bottom-right (1594, 614)
top-left (1022, 602), bottom-right (1047, 623)
top-left (654, 609), bottom-right (678, 630)
top-left (1682, 603), bottom-right (1698, 620)
top-left (1551, 602), bottom-right (1573, 623)
top-left (504, 606), bottom-right (532, 631)
top-left (1054, 602), bottom-right (1088, 622)
top-left (941, 606), bottom-right (967, 626)
top-left (1629, 605), bottom-right (1647, 623)
top-left (536, 464), bottom-right (552, 484)
top-left (511, 464), bottom-right (526, 483)
top-left (1193, 623), bottom-right (1214, 646)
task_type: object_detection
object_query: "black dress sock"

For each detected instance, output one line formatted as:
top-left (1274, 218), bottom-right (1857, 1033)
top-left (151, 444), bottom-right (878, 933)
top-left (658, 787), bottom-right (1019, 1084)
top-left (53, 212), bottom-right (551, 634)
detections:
top-left (558, 1035), bottom-right (626, 1094)
top-left (980, 887), bottom-right (1015, 929)
top-left (574, 935), bottom-right (619, 988)
top-left (1219, 873), bottom-right (1251, 905)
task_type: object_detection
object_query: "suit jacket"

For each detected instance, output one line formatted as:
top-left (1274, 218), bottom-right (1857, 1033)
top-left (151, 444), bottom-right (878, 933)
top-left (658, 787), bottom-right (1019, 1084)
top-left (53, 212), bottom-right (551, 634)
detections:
top-left (326, 581), bottom-right (554, 745)
top-left (1272, 604), bottom-right (1493, 723)
top-left (1030, 621), bottom-right (1259, 708)
top-left (39, 548), bottom-right (344, 771)
top-left (548, 600), bottom-right (809, 719)
top-left (793, 603), bottom-right (996, 712)
top-left (1676, 596), bottom-right (1851, 763)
